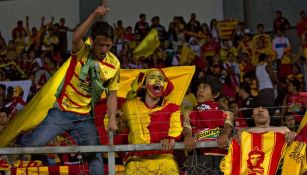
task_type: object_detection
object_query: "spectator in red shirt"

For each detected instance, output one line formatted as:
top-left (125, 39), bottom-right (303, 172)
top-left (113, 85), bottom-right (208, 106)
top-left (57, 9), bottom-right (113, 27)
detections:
top-left (201, 33), bottom-right (220, 58)
top-left (123, 26), bottom-right (134, 42)
top-left (273, 10), bottom-right (290, 34)
top-left (134, 13), bottom-right (150, 39)
top-left (297, 11), bottom-right (307, 38)
top-left (12, 20), bottom-right (27, 40)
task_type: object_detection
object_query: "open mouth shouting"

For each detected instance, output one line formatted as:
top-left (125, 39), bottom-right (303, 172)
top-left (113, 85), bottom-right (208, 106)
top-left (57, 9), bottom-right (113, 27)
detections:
top-left (147, 83), bottom-right (164, 98)
top-left (153, 84), bottom-right (162, 92)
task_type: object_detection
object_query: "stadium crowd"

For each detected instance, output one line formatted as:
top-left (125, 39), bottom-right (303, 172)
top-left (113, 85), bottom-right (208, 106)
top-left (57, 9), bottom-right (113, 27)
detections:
top-left (0, 8), bottom-right (306, 174)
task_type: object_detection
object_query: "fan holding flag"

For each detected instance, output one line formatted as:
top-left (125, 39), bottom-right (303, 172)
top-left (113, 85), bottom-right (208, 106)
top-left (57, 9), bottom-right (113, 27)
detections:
top-left (15, 2), bottom-right (120, 175)
top-left (221, 104), bottom-right (297, 175)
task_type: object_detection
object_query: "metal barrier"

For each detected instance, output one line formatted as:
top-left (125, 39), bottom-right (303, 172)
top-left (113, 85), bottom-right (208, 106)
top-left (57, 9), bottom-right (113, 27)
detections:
top-left (0, 131), bottom-right (218, 175)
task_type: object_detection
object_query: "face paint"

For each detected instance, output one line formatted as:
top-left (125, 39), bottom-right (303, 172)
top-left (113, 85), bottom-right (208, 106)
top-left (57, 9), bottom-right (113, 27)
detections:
top-left (145, 70), bottom-right (166, 98)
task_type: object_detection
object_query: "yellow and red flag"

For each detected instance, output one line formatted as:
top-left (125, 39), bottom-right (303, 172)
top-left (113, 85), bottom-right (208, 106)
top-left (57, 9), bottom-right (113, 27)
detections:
top-left (133, 28), bottom-right (160, 59)
top-left (180, 43), bottom-right (196, 65)
top-left (11, 165), bottom-right (87, 175)
top-left (0, 58), bottom-right (70, 147)
top-left (117, 66), bottom-right (195, 105)
top-left (221, 131), bottom-right (287, 175)
top-left (281, 140), bottom-right (307, 175)
top-left (0, 64), bottom-right (195, 146)
top-left (217, 19), bottom-right (239, 40)
top-left (281, 111), bottom-right (307, 175)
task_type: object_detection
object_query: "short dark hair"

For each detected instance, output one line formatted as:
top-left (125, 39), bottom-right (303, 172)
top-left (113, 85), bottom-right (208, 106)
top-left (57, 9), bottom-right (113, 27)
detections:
top-left (276, 10), bottom-right (282, 15)
top-left (257, 23), bottom-right (264, 29)
top-left (239, 82), bottom-right (251, 94)
top-left (0, 107), bottom-right (9, 115)
top-left (253, 101), bottom-right (275, 116)
top-left (91, 21), bottom-right (114, 41)
top-left (197, 75), bottom-right (221, 96)
top-left (0, 84), bottom-right (6, 91)
top-left (289, 78), bottom-right (301, 91)
top-left (300, 11), bottom-right (306, 16)
top-left (139, 13), bottom-right (146, 18)
top-left (300, 56), bottom-right (306, 62)
top-left (258, 53), bottom-right (268, 62)
top-left (151, 16), bottom-right (160, 22)
top-left (284, 112), bottom-right (294, 118)
top-left (17, 20), bottom-right (23, 26)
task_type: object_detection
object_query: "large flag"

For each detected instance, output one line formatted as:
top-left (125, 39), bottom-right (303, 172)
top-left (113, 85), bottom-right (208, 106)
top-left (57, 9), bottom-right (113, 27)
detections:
top-left (0, 58), bottom-right (70, 147)
top-left (0, 63), bottom-right (195, 147)
top-left (180, 43), bottom-right (196, 65)
top-left (281, 139), bottom-right (307, 175)
top-left (221, 131), bottom-right (287, 175)
top-left (132, 28), bottom-right (160, 59)
top-left (281, 111), bottom-right (307, 175)
top-left (114, 66), bottom-right (195, 105)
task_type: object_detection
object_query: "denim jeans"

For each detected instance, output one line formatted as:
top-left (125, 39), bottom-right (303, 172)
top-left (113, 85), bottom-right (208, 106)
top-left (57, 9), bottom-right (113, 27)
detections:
top-left (20, 107), bottom-right (104, 175)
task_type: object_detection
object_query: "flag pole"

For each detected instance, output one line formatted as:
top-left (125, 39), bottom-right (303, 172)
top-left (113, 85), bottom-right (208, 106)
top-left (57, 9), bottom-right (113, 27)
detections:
top-left (103, 1), bottom-right (115, 173)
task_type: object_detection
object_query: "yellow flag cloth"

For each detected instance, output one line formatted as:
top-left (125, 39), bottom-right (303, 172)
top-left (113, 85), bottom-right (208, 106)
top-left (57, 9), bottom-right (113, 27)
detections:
top-left (281, 141), bottom-right (307, 175)
top-left (180, 43), bottom-right (196, 65)
top-left (133, 28), bottom-right (160, 59)
top-left (0, 58), bottom-right (70, 147)
top-left (0, 65), bottom-right (195, 147)
top-left (221, 131), bottom-right (287, 175)
top-left (298, 111), bottom-right (307, 133)
top-left (281, 111), bottom-right (307, 175)
top-left (12, 165), bottom-right (84, 175)
top-left (118, 66), bottom-right (195, 105)
top-left (253, 34), bottom-right (272, 48)
top-left (0, 36), bottom-right (94, 147)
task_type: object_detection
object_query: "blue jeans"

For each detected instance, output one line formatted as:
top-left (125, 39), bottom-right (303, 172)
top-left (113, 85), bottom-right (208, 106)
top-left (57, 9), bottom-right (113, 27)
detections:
top-left (19, 107), bottom-right (104, 175)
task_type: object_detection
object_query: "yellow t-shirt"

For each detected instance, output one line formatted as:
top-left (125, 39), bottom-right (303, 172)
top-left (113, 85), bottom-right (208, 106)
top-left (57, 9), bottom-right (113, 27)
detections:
top-left (122, 97), bottom-right (182, 144)
top-left (57, 43), bottom-right (120, 114)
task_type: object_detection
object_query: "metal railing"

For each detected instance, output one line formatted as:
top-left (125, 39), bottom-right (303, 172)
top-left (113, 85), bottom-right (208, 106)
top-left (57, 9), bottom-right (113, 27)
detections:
top-left (0, 131), bottom-right (218, 175)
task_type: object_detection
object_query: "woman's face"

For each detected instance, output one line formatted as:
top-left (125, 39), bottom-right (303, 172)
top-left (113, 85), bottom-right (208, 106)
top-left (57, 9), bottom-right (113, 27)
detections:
top-left (145, 70), bottom-right (166, 98)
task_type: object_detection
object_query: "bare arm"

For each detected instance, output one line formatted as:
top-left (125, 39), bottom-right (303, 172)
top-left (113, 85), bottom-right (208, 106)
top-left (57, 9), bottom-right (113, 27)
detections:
top-left (182, 110), bottom-right (192, 137)
top-left (217, 123), bottom-right (233, 148)
top-left (265, 64), bottom-right (279, 84)
top-left (183, 127), bottom-right (196, 151)
top-left (72, 5), bottom-right (109, 53)
top-left (107, 90), bottom-right (118, 131)
top-left (182, 110), bottom-right (197, 150)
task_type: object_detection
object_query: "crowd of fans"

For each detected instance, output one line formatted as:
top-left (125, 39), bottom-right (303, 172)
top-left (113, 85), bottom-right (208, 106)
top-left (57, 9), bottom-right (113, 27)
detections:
top-left (0, 9), bottom-right (306, 173)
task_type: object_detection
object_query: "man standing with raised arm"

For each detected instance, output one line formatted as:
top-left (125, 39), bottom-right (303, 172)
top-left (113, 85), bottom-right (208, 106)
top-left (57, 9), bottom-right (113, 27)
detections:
top-left (19, 4), bottom-right (120, 175)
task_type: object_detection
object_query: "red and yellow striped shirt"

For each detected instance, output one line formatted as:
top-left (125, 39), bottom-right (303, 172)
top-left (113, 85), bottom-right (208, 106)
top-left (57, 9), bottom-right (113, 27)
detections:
top-left (57, 44), bottom-right (120, 114)
top-left (222, 131), bottom-right (287, 175)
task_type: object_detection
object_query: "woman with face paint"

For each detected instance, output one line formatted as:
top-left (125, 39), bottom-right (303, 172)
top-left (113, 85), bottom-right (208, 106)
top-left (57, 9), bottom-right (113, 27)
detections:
top-left (122, 69), bottom-right (182, 175)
